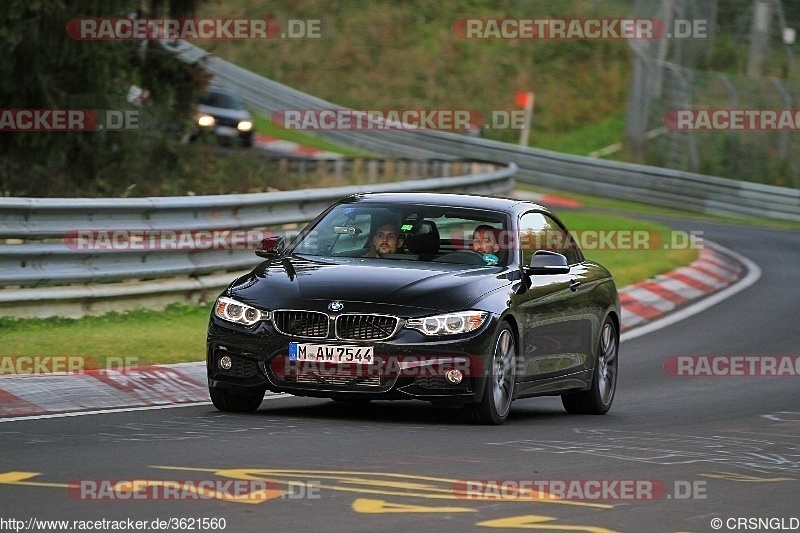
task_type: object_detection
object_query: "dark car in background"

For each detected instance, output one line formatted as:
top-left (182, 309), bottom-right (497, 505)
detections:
top-left (206, 193), bottom-right (620, 424)
top-left (193, 86), bottom-right (254, 147)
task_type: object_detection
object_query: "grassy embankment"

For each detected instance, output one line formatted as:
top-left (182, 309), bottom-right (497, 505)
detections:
top-left (196, 0), bottom-right (633, 156)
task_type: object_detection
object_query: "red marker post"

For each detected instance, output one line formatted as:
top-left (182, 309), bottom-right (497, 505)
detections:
top-left (515, 91), bottom-right (534, 146)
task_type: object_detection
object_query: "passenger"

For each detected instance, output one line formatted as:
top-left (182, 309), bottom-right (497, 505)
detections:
top-left (363, 223), bottom-right (404, 258)
top-left (472, 224), bottom-right (501, 265)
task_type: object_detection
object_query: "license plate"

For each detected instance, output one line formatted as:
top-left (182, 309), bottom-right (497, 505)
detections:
top-left (288, 343), bottom-right (374, 364)
top-left (214, 125), bottom-right (238, 137)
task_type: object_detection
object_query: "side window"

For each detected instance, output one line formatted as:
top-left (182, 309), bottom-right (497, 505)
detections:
top-left (519, 212), bottom-right (583, 266)
top-left (543, 214), bottom-right (583, 265)
top-left (518, 212), bottom-right (549, 266)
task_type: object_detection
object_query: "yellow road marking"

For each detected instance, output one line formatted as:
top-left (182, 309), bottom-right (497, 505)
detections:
top-left (0, 472), bottom-right (279, 504)
top-left (352, 497), bottom-right (475, 514)
top-left (0, 471), bottom-right (76, 488)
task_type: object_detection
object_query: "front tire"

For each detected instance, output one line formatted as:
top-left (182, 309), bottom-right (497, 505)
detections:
top-left (561, 317), bottom-right (618, 414)
top-left (209, 387), bottom-right (265, 413)
top-left (460, 323), bottom-right (516, 425)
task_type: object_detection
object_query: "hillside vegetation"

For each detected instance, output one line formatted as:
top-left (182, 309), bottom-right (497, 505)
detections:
top-left (196, 0), bottom-right (633, 149)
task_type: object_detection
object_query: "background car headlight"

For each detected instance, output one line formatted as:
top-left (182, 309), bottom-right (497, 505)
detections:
top-left (237, 120), bottom-right (253, 132)
top-left (197, 114), bottom-right (215, 127)
top-left (406, 311), bottom-right (488, 336)
top-left (214, 297), bottom-right (268, 326)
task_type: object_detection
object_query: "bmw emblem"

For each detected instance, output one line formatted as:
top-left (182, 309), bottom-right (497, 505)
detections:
top-left (328, 301), bottom-right (344, 312)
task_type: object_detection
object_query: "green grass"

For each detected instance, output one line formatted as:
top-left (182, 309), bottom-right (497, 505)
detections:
top-left (531, 111), bottom-right (626, 156)
top-left (555, 211), bottom-right (697, 288)
top-left (196, 0), bottom-right (633, 144)
top-left (252, 112), bottom-right (374, 157)
top-left (0, 211), bottom-right (694, 369)
top-left (0, 305), bottom-right (212, 368)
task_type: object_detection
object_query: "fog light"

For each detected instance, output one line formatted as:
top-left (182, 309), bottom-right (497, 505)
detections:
top-left (218, 355), bottom-right (233, 371)
top-left (445, 369), bottom-right (463, 384)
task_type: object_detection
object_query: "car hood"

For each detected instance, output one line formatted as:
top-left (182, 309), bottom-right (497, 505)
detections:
top-left (227, 255), bottom-right (509, 315)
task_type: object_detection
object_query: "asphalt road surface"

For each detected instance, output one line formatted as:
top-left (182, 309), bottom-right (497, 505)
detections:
top-left (1, 218), bottom-right (798, 533)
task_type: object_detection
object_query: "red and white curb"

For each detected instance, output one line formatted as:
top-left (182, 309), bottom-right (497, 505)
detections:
top-left (0, 243), bottom-right (752, 419)
top-left (254, 133), bottom-right (342, 159)
top-left (619, 245), bottom-right (744, 331)
top-left (0, 363), bottom-right (210, 419)
top-left (511, 189), bottom-right (583, 209)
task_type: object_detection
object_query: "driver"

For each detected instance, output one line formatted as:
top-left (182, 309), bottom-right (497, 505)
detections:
top-left (363, 223), bottom-right (404, 258)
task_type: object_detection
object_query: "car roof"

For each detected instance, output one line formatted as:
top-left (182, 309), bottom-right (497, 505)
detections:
top-left (340, 192), bottom-right (548, 215)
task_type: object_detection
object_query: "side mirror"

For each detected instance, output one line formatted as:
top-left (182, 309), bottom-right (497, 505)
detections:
top-left (255, 236), bottom-right (285, 258)
top-left (526, 250), bottom-right (570, 275)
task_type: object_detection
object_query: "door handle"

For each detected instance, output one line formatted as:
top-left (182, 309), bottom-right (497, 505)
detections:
top-left (569, 279), bottom-right (581, 292)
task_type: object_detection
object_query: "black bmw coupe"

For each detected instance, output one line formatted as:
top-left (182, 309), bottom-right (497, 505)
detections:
top-left (206, 192), bottom-right (620, 424)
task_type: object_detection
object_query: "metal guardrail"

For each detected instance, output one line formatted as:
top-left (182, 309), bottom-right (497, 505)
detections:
top-left (169, 41), bottom-right (800, 223)
top-left (0, 164), bottom-right (515, 288)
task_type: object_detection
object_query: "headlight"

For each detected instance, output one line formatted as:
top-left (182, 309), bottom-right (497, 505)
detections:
top-left (214, 297), bottom-right (268, 326)
top-left (197, 114), bottom-right (215, 127)
top-left (237, 120), bottom-right (253, 132)
top-left (406, 311), bottom-right (488, 336)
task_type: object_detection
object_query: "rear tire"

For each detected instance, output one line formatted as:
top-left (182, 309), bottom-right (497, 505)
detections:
top-left (209, 387), bottom-right (264, 413)
top-left (460, 323), bottom-right (516, 425)
top-left (561, 316), bottom-right (618, 414)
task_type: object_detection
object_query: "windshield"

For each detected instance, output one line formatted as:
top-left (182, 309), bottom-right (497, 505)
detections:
top-left (289, 202), bottom-right (510, 267)
top-left (198, 90), bottom-right (245, 109)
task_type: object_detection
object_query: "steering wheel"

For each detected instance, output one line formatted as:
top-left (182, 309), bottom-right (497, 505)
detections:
top-left (433, 250), bottom-right (488, 265)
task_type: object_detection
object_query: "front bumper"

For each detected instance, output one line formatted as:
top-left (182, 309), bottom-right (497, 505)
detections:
top-left (206, 315), bottom-right (498, 403)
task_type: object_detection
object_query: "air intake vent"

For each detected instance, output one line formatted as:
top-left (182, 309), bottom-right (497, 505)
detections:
top-left (273, 311), bottom-right (329, 338)
top-left (336, 314), bottom-right (399, 341)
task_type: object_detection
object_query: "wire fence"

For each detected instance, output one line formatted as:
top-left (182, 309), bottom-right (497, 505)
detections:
top-left (625, 0), bottom-right (800, 188)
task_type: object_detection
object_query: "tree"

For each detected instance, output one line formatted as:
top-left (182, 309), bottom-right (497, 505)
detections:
top-left (0, 0), bottom-right (206, 196)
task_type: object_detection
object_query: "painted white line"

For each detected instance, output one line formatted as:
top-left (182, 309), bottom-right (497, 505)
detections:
top-left (621, 241), bottom-right (761, 342)
top-left (0, 394), bottom-right (291, 423)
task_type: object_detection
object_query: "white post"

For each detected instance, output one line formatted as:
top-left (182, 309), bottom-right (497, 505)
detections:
top-left (519, 92), bottom-right (534, 147)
